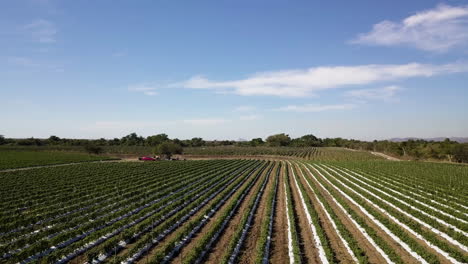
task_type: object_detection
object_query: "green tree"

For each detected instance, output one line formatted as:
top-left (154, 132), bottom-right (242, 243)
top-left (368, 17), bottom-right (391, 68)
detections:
top-left (17, 137), bottom-right (43, 146)
top-left (0, 135), bottom-right (5, 145)
top-left (109, 138), bottom-right (121, 146)
top-left (121, 133), bottom-right (145, 146)
top-left (48, 135), bottom-right (61, 145)
top-left (440, 138), bottom-right (456, 162)
top-left (266, 133), bottom-right (291, 147)
top-left (155, 142), bottom-right (183, 159)
top-left (146, 133), bottom-right (169, 147)
top-left (293, 134), bottom-right (322, 147)
top-left (190, 137), bottom-right (205, 147)
top-left (250, 138), bottom-right (264, 146)
top-left (95, 138), bottom-right (108, 146)
top-left (84, 145), bottom-right (104, 155)
top-left (453, 144), bottom-right (468, 163)
top-left (220, 140), bottom-right (234, 146)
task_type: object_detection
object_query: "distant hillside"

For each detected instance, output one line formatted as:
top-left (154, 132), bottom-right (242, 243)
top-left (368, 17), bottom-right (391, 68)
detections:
top-left (389, 137), bottom-right (468, 143)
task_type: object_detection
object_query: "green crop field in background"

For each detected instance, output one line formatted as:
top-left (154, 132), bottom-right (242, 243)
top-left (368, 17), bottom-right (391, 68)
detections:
top-left (0, 150), bottom-right (116, 170)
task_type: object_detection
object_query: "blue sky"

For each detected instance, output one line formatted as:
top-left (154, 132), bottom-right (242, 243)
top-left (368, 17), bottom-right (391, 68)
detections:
top-left (1, 0), bottom-right (468, 140)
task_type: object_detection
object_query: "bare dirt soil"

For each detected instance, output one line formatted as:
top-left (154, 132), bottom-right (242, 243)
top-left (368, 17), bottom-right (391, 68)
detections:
top-left (269, 167), bottom-right (289, 264)
top-left (237, 164), bottom-right (277, 263)
top-left (287, 165), bottom-right (320, 264)
top-left (371, 152), bottom-right (401, 161)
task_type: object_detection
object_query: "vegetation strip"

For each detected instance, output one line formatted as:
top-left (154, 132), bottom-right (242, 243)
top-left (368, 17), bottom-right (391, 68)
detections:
top-left (15, 161), bottom-right (251, 263)
top-left (0, 161), bottom-right (220, 237)
top-left (318, 164), bottom-right (468, 262)
top-left (118, 162), bottom-right (260, 263)
top-left (338, 166), bottom-right (468, 219)
top-left (318, 164), bottom-right (468, 253)
top-left (284, 162), bottom-right (302, 264)
top-left (258, 163), bottom-right (279, 264)
top-left (1, 147), bottom-right (467, 264)
top-left (288, 161), bottom-right (331, 264)
top-left (306, 164), bottom-right (396, 264)
top-left (70, 162), bottom-right (258, 263)
top-left (313, 164), bottom-right (465, 264)
top-left (2, 161), bottom-right (241, 255)
top-left (339, 162), bottom-right (468, 209)
top-left (146, 162), bottom-right (269, 263)
top-left (223, 163), bottom-right (273, 264)
top-left (297, 162), bottom-right (360, 263)
top-left (327, 165), bottom-right (468, 231)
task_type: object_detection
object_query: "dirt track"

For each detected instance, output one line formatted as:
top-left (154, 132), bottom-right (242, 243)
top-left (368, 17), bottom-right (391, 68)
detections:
top-left (270, 165), bottom-right (288, 263)
top-left (371, 152), bottom-right (401, 161)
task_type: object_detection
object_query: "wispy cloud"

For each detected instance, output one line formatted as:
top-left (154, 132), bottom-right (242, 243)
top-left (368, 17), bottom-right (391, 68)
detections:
top-left (274, 104), bottom-right (357, 112)
top-left (8, 57), bottom-right (39, 67)
top-left (177, 62), bottom-right (468, 97)
top-left (24, 19), bottom-right (57, 43)
top-left (352, 4), bottom-right (468, 52)
top-left (128, 84), bottom-right (158, 96)
top-left (346, 85), bottom-right (401, 102)
top-left (234, 105), bottom-right (256, 112)
top-left (239, 114), bottom-right (262, 121)
top-left (183, 119), bottom-right (229, 125)
top-left (8, 56), bottom-right (64, 72)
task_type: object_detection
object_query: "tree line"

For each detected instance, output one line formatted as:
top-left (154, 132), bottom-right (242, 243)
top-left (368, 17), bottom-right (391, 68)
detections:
top-left (0, 133), bottom-right (467, 163)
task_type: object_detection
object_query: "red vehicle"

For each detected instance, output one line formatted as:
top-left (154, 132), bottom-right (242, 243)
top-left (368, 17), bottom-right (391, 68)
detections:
top-left (138, 156), bottom-right (156, 161)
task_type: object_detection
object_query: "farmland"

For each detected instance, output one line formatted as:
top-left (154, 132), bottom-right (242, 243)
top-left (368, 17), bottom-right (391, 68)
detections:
top-left (0, 150), bottom-right (116, 170)
top-left (184, 146), bottom-right (382, 161)
top-left (0, 150), bottom-right (467, 264)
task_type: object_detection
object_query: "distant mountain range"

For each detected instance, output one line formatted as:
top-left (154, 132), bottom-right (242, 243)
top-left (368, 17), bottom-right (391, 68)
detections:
top-left (389, 137), bottom-right (468, 143)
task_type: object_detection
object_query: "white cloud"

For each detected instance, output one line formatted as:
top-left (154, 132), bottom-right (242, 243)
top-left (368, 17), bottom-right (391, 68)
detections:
top-left (8, 57), bottom-right (39, 67)
top-left (128, 84), bottom-right (158, 96)
top-left (239, 114), bottom-right (262, 121)
top-left (8, 56), bottom-right (64, 72)
top-left (352, 4), bottom-right (468, 52)
top-left (274, 104), bottom-right (357, 112)
top-left (177, 62), bottom-right (468, 97)
top-left (24, 19), bottom-right (57, 43)
top-left (234, 105), bottom-right (256, 112)
top-left (143, 91), bottom-right (157, 96)
top-left (346, 85), bottom-right (401, 102)
top-left (183, 119), bottom-right (229, 125)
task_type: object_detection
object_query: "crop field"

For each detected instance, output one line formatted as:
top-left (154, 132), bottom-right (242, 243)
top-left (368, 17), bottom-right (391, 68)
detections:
top-left (184, 146), bottom-right (381, 161)
top-left (0, 150), bottom-right (116, 170)
top-left (0, 157), bottom-right (467, 263)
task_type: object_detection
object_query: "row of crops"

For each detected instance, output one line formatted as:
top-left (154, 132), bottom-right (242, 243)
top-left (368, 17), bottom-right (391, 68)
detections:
top-left (285, 160), bottom-right (468, 264)
top-left (1, 158), bottom-right (466, 263)
top-left (0, 150), bottom-right (116, 170)
top-left (0, 147), bottom-right (380, 172)
top-left (184, 146), bottom-right (381, 161)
